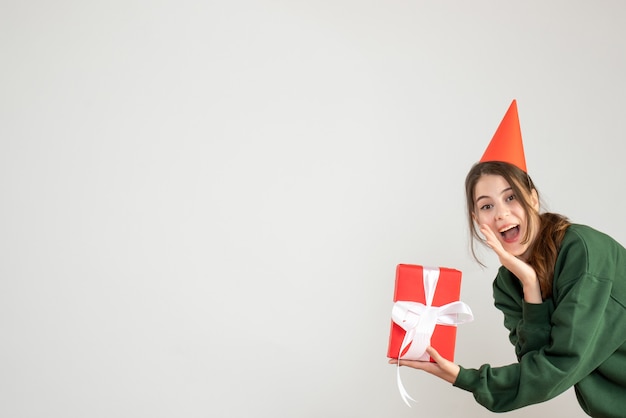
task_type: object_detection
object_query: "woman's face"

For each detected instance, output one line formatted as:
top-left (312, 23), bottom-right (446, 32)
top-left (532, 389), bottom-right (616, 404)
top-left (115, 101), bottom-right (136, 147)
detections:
top-left (472, 174), bottom-right (539, 260)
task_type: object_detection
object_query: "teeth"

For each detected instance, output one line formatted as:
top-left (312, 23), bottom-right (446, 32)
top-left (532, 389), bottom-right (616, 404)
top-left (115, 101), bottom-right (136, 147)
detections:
top-left (499, 225), bottom-right (517, 233)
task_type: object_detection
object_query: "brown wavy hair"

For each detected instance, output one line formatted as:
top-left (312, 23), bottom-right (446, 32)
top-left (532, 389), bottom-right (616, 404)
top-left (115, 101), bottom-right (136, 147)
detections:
top-left (465, 161), bottom-right (570, 298)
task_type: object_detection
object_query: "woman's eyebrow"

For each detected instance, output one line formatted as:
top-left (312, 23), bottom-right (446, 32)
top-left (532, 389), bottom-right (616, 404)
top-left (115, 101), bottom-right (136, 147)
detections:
top-left (476, 187), bottom-right (513, 203)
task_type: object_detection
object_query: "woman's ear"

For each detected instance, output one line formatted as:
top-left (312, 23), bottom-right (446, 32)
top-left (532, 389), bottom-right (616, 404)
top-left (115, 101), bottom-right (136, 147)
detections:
top-left (471, 212), bottom-right (477, 223)
top-left (530, 189), bottom-right (539, 211)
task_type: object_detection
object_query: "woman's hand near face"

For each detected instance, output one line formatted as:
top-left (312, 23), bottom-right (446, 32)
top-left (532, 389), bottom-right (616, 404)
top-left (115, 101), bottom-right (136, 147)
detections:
top-left (479, 224), bottom-right (542, 303)
top-left (388, 346), bottom-right (460, 384)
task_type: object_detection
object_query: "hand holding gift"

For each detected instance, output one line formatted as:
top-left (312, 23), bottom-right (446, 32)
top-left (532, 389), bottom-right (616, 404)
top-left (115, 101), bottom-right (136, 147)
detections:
top-left (387, 265), bottom-right (473, 406)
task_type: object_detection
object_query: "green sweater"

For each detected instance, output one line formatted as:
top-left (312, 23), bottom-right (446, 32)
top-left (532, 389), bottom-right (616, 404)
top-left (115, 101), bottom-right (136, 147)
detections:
top-left (454, 224), bottom-right (626, 418)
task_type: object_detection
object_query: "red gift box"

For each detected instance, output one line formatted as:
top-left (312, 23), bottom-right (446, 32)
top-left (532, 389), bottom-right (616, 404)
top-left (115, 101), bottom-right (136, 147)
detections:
top-left (387, 264), bottom-right (465, 363)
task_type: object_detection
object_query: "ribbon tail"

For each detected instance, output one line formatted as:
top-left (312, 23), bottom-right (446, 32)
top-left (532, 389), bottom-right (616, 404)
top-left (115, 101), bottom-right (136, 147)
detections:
top-left (396, 364), bottom-right (417, 407)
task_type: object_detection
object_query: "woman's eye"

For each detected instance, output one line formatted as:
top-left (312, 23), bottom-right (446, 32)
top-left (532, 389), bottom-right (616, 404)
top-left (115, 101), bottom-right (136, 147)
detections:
top-left (480, 204), bottom-right (492, 210)
top-left (506, 194), bottom-right (516, 202)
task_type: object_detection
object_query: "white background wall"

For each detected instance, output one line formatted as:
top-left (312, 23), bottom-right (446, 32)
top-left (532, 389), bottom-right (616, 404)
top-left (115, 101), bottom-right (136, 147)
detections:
top-left (2, 1), bottom-right (625, 417)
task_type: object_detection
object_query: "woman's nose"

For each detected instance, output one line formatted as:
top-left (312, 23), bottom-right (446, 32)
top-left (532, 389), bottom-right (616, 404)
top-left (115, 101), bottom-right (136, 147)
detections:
top-left (496, 206), bottom-right (509, 220)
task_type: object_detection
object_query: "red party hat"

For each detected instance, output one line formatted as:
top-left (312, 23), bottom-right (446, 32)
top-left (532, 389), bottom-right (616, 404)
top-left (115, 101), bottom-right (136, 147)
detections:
top-left (480, 99), bottom-right (527, 172)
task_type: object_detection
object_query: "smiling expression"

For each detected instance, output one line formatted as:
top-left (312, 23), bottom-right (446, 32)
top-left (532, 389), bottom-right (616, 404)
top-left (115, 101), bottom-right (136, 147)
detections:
top-left (473, 174), bottom-right (539, 260)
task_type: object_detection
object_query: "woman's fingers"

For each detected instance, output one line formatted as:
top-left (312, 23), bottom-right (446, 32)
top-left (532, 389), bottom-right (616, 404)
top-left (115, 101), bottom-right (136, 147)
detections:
top-left (388, 347), bottom-right (460, 384)
top-left (479, 224), bottom-right (508, 256)
top-left (426, 346), bottom-right (444, 362)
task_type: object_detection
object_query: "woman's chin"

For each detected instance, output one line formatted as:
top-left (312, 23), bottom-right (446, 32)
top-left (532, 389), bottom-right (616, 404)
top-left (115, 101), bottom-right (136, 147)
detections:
top-left (502, 243), bottom-right (527, 258)
top-left (509, 246), bottom-right (531, 261)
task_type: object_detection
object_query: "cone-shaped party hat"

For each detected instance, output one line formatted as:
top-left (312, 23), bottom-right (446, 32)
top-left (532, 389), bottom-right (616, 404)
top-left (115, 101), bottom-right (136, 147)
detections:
top-left (480, 99), bottom-right (527, 172)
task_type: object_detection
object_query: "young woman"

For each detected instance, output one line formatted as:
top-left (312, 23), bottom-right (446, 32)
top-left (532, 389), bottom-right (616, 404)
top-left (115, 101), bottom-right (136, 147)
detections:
top-left (389, 101), bottom-right (626, 417)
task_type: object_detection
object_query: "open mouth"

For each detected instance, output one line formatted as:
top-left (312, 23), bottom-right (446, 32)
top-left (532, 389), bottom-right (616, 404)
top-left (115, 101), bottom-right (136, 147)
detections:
top-left (499, 225), bottom-right (520, 242)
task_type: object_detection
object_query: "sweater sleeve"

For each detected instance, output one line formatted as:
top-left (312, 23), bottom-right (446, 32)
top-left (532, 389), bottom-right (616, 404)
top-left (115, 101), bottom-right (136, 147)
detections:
top-left (493, 273), bottom-right (552, 360)
top-left (454, 234), bottom-right (626, 412)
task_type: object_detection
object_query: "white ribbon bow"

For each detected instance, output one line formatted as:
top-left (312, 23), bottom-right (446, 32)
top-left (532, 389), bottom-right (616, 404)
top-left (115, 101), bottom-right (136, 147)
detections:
top-left (391, 267), bottom-right (474, 407)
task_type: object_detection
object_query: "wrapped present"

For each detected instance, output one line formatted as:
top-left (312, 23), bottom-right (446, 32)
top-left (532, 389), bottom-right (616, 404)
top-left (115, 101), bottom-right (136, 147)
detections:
top-left (388, 264), bottom-right (473, 406)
